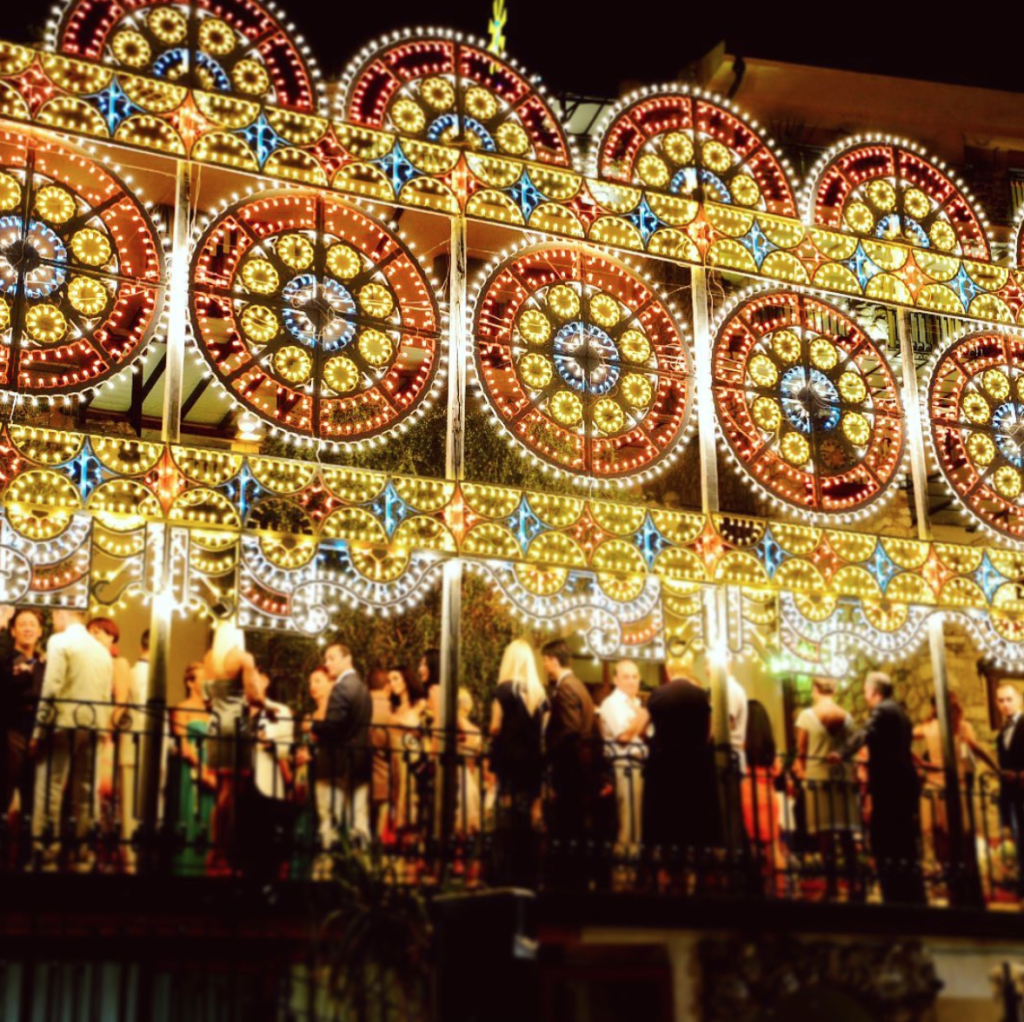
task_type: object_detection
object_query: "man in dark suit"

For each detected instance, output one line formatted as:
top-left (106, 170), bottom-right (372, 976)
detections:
top-left (1, 608), bottom-right (45, 823)
top-left (996, 683), bottom-right (1024, 898)
top-left (838, 671), bottom-right (925, 905)
top-left (542, 639), bottom-right (595, 886)
top-left (309, 642), bottom-right (372, 848)
top-left (635, 646), bottom-right (719, 874)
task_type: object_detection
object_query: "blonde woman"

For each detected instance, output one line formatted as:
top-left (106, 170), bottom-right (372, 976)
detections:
top-left (489, 639), bottom-right (549, 883)
top-left (201, 620), bottom-right (258, 875)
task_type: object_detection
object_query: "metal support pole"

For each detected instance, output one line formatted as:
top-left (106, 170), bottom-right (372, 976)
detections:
top-left (691, 267), bottom-right (720, 517)
top-left (436, 212), bottom-right (467, 854)
top-left (692, 266), bottom-right (738, 861)
top-left (138, 159), bottom-right (191, 870)
top-left (896, 307), bottom-right (978, 906)
top-left (691, 268), bottom-right (730, 744)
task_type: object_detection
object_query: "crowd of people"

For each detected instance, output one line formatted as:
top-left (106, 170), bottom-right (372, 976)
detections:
top-left (3, 605), bottom-right (1024, 906)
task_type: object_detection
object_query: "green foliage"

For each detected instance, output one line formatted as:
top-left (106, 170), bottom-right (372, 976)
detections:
top-left (317, 841), bottom-right (433, 1022)
top-left (246, 573), bottom-right (519, 721)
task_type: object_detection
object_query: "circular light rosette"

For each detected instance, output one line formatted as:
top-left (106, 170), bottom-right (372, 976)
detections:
top-left (926, 331), bottom-right (1024, 542)
top-left (190, 192), bottom-right (441, 443)
top-left (472, 245), bottom-right (692, 480)
top-left (804, 138), bottom-right (989, 260)
top-left (0, 131), bottom-right (164, 395)
top-left (51, 0), bottom-right (321, 112)
top-left (592, 85), bottom-right (797, 216)
top-left (340, 30), bottom-right (573, 167)
top-left (712, 290), bottom-right (904, 517)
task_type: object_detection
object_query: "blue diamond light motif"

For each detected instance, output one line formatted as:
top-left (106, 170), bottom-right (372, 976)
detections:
top-left (866, 543), bottom-right (898, 592)
top-left (374, 143), bottom-right (421, 194)
top-left (845, 243), bottom-right (883, 290)
top-left (506, 172), bottom-right (543, 221)
top-left (973, 553), bottom-right (1005, 603)
top-left (634, 514), bottom-right (670, 569)
top-left (738, 220), bottom-right (776, 267)
top-left (505, 499), bottom-right (546, 552)
top-left (627, 197), bottom-right (661, 245)
top-left (754, 527), bottom-right (785, 579)
top-left (371, 483), bottom-right (411, 539)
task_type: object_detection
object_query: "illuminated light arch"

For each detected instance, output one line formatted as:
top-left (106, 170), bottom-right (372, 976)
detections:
top-left (712, 288), bottom-right (905, 519)
top-left (470, 242), bottom-right (693, 483)
top-left (48, 0), bottom-right (323, 113)
top-left (925, 329), bottom-right (1024, 544)
top-left (590, 84), bottom-right (798, 217)
top-left (802, 136), bottom-right (990, 261)
top-left (189, 191), bottom-right (443, 445)
top-left (0, 129), bottom-right (164, 396)
top-left (339, 28), bottom-right (576, 169)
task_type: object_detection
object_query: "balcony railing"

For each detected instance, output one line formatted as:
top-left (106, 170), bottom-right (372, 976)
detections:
top-left (3, 699), bottom-right (1020, 911)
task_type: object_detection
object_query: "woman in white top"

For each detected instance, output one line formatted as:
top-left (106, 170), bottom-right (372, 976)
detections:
top-left (794, 677), bottom-right (862, 899)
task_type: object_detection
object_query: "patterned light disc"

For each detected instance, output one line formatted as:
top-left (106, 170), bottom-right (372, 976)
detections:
top-left (806, 141), bottom-right (989, 260)
top-left (190, 192), bottom-right (440, 443)
top-left (928, 331), bottom-right (1024, 542)
top-left (473, 245), bottom-right (692, 480)
top-left (0, 130), bottom-right (164, 394)
top-left (52, 0), bottom-right (321, 112)
top-left (341, 31), bottom-right (572, 167)
top-left (594, 86), bottom-right (797, 216)
top-left (712, 290), bottom-right (904, 516)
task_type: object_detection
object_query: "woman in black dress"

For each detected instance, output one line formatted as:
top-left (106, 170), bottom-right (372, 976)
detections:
top-left (489, 639), bottom-right (549, 885)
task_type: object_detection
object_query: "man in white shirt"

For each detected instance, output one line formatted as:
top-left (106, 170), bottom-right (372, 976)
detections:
top-left (728, 676), bottom-right (749, 774)
top-left (30, 609), bottom-right (113, 870)
top-left (598, 659), bottom-right (646, 853)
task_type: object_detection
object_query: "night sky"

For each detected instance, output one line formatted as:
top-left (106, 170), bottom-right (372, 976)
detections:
top-left (5, 0), bottom-right (1020, 99)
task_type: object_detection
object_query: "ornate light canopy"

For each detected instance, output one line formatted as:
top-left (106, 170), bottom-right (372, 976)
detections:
top-left (471, 244), bottom-right (692, 482)
top-left (189, 192), bottom-right (442, 443)
top-left (0, 6), bottom-right (1022, 666)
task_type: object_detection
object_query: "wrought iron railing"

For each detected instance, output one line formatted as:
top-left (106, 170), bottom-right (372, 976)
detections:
top-left (4, 699), bottom-right (1021, 910)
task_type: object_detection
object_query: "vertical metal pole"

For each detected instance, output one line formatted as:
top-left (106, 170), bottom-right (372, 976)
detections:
top-left (692, 267), bottom-right (739, 866)
top-left (437, 212), bottom-right (467, 853)
top-left (691, 268), bottom-right (730, 747)
top-left (896, 307), bottom-right (976, 905)
top-left (139, 159), bottom-right (191, 868)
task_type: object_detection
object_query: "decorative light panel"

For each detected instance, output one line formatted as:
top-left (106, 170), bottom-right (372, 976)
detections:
top-left (471, 244), bottom-right (692, 481)
top-left (190, 191), bottom-right (441, 444)
top-left (0, 130), bottom-right (164, 395)
top-left (50, 0), bottom-right (321, 112)
top-left (805, 138), bottom-right (989, 261)
top-left (340, 29), bottom-right (573, 167)
top-left (712, 289), bottom-right (904, 517)
top-left (592, 85), bottom-right (797, 216)
top-left (926, 331), bottom-right (1024, 543)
